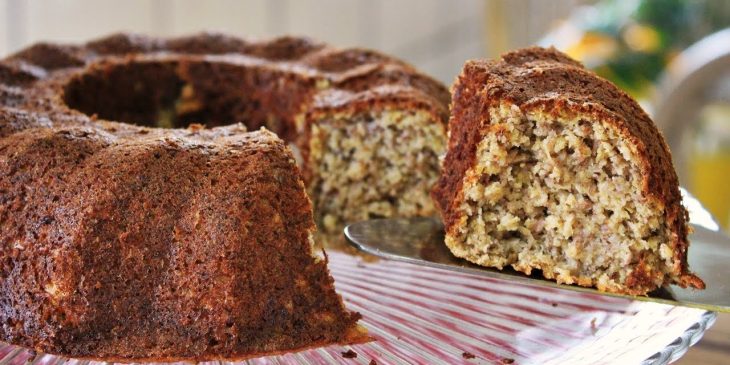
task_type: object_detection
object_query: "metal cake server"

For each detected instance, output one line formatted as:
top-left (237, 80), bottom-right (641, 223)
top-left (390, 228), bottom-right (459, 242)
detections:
top-left (344, 190), bottom-right (730, 313)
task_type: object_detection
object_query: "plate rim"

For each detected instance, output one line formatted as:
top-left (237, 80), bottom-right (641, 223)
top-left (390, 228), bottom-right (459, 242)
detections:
top-left (642, 310), bottom-right (717, 365)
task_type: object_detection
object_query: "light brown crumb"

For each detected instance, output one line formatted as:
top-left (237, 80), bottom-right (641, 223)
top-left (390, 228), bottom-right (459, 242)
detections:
top-left (309, 110), bottom-right (445, 241)
top-left (448, 102), bottom-right (673, 294)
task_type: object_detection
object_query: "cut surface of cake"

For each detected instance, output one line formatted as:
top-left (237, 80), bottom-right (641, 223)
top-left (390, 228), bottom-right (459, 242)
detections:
top-left (432, 47), bottom-right (704, 295)
top-left (304, 87), bottom-right (447, 237)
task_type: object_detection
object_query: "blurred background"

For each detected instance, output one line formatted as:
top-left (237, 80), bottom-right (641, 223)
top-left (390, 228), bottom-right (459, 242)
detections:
top-left (1, 0), bottom-right (729, 362)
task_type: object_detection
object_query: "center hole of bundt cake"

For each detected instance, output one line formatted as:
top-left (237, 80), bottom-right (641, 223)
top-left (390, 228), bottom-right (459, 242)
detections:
top-left (64, 62), bottom-right (187, 128)
top-left (62, 61), bottom-right (255, 129)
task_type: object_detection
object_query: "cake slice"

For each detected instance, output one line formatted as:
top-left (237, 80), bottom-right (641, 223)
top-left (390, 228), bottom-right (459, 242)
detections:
top-left (432, 47), bottom-right (705, 295)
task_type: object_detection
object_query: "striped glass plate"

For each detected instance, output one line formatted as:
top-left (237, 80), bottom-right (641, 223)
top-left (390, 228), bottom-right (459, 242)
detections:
top-left (0, 251), bottom-right (714, 365)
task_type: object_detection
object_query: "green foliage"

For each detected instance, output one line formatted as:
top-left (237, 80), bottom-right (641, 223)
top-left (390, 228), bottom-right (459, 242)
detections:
top-left (582, 0), bottom-right (730, 97)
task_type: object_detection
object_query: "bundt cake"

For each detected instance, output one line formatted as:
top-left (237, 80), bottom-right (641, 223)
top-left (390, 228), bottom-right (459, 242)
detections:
top-left (432, 47), bottom-right (705, 295)
top-left (0, 31), bottom-right (445, 360)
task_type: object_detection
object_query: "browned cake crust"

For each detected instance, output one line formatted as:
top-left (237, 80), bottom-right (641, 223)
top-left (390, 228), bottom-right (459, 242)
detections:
top-left (432, 47), bottom-right (704, 294)
top-left (0, 33), bottom-right (463, 360)
top-left (0, 124), bottom-right (367, 361)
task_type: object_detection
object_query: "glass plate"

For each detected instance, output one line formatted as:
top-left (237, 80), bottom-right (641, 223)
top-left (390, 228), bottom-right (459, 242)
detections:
top-left (0, 251), bottom-right (715, 365)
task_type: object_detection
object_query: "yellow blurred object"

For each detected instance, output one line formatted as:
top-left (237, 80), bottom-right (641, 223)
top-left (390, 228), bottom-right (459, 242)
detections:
top-left (689, 103), bottom-right (730, 231)
top-left (623, 23), bottom-right (662, 53)
top-left (565, 32), bottom-right (618, 65)
top-left (690, 152), bottom-right (730, 230)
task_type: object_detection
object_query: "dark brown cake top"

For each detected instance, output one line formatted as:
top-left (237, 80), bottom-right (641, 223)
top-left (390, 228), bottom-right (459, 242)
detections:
top-left (0, 32), bottom-right (448, 132)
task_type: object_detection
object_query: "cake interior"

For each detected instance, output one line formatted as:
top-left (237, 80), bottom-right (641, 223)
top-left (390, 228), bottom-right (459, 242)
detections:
top-left (308, 109), bottom-right (445, 235)
top-left (450, 102), bottom-right (677, 293)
